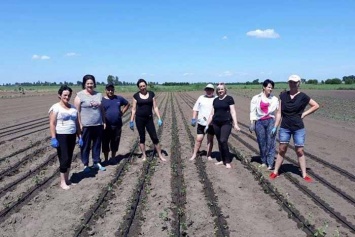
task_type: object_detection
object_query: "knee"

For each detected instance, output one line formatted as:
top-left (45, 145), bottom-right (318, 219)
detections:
top-left (152, 136), bottom-right (159, 144)
top-left (278, 146), bottom-right (287, 155)
top-left (219, 138), bottom-right (228, 145)
top-left (295, 149), bottom-right (304, 157)
top-left (196, 137), bottom-right (203, 143)
top-left (139, 137), bottom-right (146, 144)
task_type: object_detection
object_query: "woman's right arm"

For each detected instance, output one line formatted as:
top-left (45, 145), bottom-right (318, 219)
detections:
top-left (274, 100), bottom-right (282, 128)
top-left (74, 95), bottom-right (82, 130)
top-left (250, 95), bottom-right (257, 124)
top-left (130, 98), bottom-right (137, 122)
top-left (206, 108), bottom-right (214, 126)
top-left (49, 111), bottom-right (57, 139)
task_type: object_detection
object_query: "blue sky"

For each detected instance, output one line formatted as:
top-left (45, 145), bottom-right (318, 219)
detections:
top-left (1, 0), bottom-right (354, 84)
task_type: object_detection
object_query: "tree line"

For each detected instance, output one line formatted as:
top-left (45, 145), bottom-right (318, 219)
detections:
top-left (2, 74), bottom-right (354, 87)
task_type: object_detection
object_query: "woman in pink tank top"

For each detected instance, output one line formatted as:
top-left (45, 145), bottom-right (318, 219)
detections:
top-left (249, 79), bottom-right (279, 170)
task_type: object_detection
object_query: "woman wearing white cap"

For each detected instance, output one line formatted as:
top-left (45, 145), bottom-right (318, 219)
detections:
top-left (270, 75), bottom-right (319, 182)
top-left (190, 83), bottom-right (217, 161)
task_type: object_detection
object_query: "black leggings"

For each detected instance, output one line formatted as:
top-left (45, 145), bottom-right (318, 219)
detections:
top-left (56, 133), bottom-right (76, 173)
top-left (135, 115), bottom-right (159, 144)
top-left (213, 121), bottom-right (232, 164)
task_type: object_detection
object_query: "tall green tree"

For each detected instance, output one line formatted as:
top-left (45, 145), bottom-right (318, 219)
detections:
top-left (107, 75), bottom-right (114, 84)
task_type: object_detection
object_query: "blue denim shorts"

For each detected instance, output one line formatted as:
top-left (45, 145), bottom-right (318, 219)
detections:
top-left (279, 128), bottom-right (306, 147)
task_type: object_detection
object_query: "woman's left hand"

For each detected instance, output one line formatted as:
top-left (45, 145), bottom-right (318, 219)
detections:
top-left (234, 124), bottom-right (241, 131)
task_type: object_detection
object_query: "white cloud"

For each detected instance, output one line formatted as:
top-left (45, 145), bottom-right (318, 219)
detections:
top-left (32, 54), bottom-right (50, 60)
top-left (141, 73), bottom-right (154, 76)
top-left (183, 72), bottom-right (194, 76)
top-left (260, 71), bottom-right (273, 75)
top-left (65, 52), bottom-right (79, 57)
top-left (246, 29), bottom-right (280, 39)
top-left (222, 35), bottom-right (228, 40)
top-left (218, 71), bottom-right (234, 77)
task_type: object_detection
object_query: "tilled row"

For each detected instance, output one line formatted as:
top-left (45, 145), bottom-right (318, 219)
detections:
top-left (174, 93), bottom-right (230, 237)
top-left (183, 91), bottom-right (355, 236)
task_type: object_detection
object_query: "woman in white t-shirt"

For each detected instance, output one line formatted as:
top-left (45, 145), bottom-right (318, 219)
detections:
top-left (49, 85), bottom-right (82, 190)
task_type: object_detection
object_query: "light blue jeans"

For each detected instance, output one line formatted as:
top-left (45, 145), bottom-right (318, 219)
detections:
top-left (255, 118), bottom-right (276, 167)
top-left (279, 128), bottom-right (306, 147)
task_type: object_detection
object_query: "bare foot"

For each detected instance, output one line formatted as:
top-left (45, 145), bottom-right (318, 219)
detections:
top-left (215, 161), bottom-right (223, 166)
top-left (142, 157), bottom-right (147, 161)
top-left (159, 157), bottom-right (167, 162)
top-left (60, 184), bottom-right (70, 190)
top-left (226, 164), bottom-right (231, 169)
top-left (207, 156), bottom-right (213, 161)
top-left (189, 155), bottom-right (196, 161)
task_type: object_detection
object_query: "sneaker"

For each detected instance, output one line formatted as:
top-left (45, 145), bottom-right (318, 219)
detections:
top-left (269, 173), bottom-right (279, 180)
top-left (267, 166), bottom-right (273, 170)
top-left (93, 163), bottom-right (106, 171)
top-left (259, 163), bottom-right (267, 168)
top-left (303, 176), bottom-right (312, 183)
top-left (83, 166), bottom-right (91, 173)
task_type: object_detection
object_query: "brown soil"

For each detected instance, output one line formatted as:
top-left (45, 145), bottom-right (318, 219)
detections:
top-left (0, 89), bottom-right (354, 237)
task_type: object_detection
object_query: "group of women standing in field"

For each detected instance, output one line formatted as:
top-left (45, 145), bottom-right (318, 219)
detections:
top-left (49, 75), bottom-right (165, 190)
top-left (49, 73), bottom-right (319, 190)
top-left (191, 75), bottom-right (319, 182)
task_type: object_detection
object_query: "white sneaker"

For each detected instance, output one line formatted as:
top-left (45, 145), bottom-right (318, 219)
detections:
top-left (93, 163), bottom-right (106, 171)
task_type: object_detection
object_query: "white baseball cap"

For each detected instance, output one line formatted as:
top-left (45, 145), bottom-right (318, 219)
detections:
top-left (205, 83), bottom-right (215, 90)
top-left (288, 74), bottom-right (301, 82)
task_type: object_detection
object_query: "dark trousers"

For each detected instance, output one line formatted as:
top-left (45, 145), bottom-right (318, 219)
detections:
top-left (135, 115), bottom-right (159, 144)
top-left (213, 121), bottom-right (232, 164)
top-left (102, 125), bottom-right (122, 153)
top-left (56, 133), bottom-right (76, 173)
top-left (81, 125), bottom-right (103, 166)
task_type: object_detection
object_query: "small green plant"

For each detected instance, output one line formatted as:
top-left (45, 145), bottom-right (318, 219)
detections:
top-left (33, 175), bottom-right (40, 185)
top-left (332, 228), bottom-right (340, 237)
top-left (159, 208), bottom-right (169, 221)
top-left (314, 221), bottom-right (328, 237)
top-left (107, 183), bottom-right (113, 191)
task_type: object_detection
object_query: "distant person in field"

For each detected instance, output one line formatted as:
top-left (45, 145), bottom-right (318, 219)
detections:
top-left (102, 83), bottom-right (130, 163)
top-left (270, 75), bottom-right (319, 182)
top-left (49, 85), bottom-right (82, 190)
top-left (189, 83), bottom-right (217, 161)
top-left (74, 74), bottom-right (106, 172)
top-left (249, 79), bottom-right (279, 170)
top-left (129, 79), bottom-right (166, 161)
top-left (206, 83), bottom-right (241, 169)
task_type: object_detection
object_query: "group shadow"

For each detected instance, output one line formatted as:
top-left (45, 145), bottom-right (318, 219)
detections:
top-left (70, 148), bottom-right (169, 184)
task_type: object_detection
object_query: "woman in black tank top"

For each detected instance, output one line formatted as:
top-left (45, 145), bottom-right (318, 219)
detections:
top-left (129, 79), bottom-right (166, 162)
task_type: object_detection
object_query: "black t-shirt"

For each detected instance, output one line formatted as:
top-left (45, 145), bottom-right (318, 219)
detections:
top-left (280, 91), bottom-right (310, 131)
top-left (212, 95), bottom-right (235, 123)
top-left (133, 91), bottom-right (155, 117)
